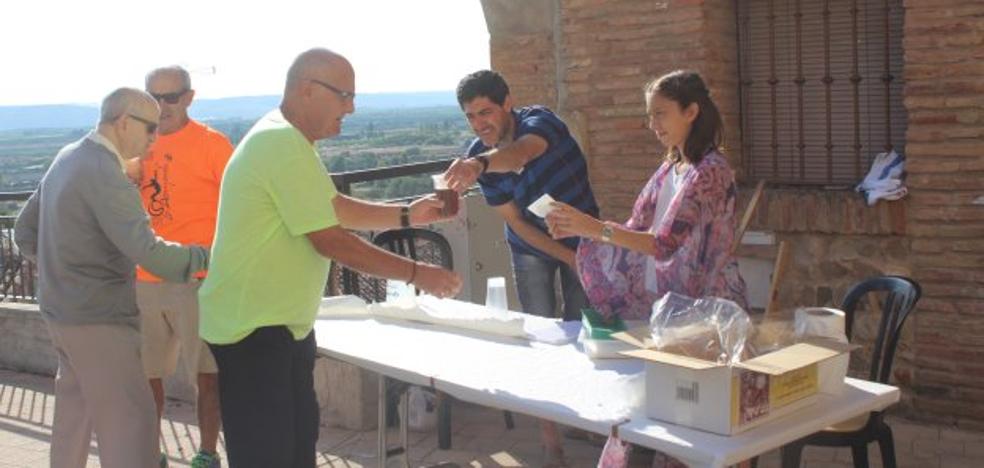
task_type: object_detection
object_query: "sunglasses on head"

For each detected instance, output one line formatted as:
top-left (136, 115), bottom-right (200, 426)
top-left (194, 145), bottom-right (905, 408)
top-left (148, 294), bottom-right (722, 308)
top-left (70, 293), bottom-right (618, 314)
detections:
top-left (150, 89), bottom-right (188, 104)
top-left (127, 113), bottom-right (158, 134)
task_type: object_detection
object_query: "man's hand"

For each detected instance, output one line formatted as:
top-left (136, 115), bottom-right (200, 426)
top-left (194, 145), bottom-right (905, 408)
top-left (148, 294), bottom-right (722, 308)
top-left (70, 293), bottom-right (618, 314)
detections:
top-left (408, 194), bottom-right (451, 225)
top-left (123, 158), bottom-right (143, 186)
top-left (412, 263), bottom-right (463, 299)
top-left (546, 201), bottom-right (603, 240)
top-left (443, 157), bottom-right (484, 194)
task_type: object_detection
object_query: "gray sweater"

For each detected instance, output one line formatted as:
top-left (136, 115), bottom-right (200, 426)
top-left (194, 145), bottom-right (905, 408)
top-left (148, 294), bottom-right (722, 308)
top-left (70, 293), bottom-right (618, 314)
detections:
top-left (14, 135), bottom-right (209, 328)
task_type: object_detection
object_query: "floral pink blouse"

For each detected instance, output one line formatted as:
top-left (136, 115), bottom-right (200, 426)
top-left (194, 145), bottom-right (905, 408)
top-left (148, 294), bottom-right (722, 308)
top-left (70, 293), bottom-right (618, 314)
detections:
top-left (576, 150), bottom-right (748, 320)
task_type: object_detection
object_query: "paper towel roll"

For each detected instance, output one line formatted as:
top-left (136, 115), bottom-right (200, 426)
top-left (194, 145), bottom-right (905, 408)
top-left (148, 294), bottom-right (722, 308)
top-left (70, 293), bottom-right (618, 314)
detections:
top-left (794, 307), bottom-right (849, 395)
top-left (794, 307), bottom-right (847, 343)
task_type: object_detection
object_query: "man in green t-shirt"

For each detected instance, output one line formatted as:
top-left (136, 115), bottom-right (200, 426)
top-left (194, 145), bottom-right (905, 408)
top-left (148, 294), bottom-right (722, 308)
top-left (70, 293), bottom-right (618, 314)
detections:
top-left (199, 48), bottom-right (462, 468)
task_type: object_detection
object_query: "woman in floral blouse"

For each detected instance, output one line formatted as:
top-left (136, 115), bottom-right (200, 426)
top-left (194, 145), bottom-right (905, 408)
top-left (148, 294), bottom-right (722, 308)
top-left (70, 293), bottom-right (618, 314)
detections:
top-left (547, 70), bottom-right (748, 321)
top-left (547, 69), bottom-right (751, 468)
top-left (547, 69), bottom-right (750, 468)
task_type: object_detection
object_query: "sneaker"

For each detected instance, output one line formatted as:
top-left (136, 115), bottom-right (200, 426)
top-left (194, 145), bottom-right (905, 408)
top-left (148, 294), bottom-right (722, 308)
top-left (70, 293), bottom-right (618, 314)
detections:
top-left (190, 450), bottom-right (221, 468)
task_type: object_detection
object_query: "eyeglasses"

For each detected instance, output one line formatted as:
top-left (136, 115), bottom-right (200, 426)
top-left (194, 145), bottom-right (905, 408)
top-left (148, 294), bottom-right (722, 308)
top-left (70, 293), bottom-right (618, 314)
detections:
top-left (308, 79), bottom-right (355, 101)
top-left (127, 114), bottom-right (158, 134)
top-left (150, 89), bottom-right (188, 104)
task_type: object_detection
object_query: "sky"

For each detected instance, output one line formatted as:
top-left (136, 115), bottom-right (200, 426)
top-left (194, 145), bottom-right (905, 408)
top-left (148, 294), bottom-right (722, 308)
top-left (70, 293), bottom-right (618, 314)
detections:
top-left (0, 0), bottom-right (490, 106)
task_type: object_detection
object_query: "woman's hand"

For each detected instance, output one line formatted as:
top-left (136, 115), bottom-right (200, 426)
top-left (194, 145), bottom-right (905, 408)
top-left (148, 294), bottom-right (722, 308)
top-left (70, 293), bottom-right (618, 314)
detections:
top-left (546, 201), bottom-right (603, 240)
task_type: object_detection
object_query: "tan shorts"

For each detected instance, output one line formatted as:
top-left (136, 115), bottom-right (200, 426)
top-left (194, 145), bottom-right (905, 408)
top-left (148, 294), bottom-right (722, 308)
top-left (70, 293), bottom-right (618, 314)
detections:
top-left (136, 281), bottom-right (217, 380)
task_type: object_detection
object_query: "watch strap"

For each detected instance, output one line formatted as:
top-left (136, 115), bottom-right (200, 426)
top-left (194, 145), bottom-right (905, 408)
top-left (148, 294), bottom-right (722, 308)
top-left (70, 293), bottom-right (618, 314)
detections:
top-left (400, 205), bottom-right (410, 228)
top-left (600, 223), bottom-right (614, 243)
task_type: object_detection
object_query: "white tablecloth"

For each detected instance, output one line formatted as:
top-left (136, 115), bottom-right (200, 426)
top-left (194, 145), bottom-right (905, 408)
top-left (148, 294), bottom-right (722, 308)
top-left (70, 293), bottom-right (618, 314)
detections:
top-left (313, 317), bottom-right (899, 468)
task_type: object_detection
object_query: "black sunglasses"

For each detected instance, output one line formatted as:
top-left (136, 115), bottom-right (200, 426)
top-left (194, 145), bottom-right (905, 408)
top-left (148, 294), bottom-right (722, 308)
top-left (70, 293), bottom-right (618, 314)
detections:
top-left (150, 89), bottom-right (188, 104)
top-left (308, 78), bottom-right (355, 101)
top-left (127, 113), bottom-right (158, 134)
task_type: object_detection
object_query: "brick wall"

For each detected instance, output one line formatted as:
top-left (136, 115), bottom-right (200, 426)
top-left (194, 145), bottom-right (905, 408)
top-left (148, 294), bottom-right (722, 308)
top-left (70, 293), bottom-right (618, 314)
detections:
top-left (486, 0), bottom-right (737, 219)
top-left (739, 190), bottom-right (911, 303)
top-left (484, 0), bottom-right (909, 305)
top-left (902, 0), bottom-right (984, 430)
top-left (483, 0), bottom-right (984, 429)
top-left (484, 0), bottom-right (559, 111)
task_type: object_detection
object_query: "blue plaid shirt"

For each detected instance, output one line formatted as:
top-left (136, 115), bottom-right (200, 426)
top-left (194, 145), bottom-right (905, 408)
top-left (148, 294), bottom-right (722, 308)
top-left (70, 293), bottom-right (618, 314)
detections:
top-left (469, 106), bottom-right (599, 260)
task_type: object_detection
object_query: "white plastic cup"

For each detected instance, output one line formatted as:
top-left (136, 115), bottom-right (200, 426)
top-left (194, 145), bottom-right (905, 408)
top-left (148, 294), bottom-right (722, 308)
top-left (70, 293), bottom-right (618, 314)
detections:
top-left (485, 277), bottom-right (508, 317)
top-left (386, 280), bottom-right (415, 303)
top-left (431, 174), bottom-right (448, 190)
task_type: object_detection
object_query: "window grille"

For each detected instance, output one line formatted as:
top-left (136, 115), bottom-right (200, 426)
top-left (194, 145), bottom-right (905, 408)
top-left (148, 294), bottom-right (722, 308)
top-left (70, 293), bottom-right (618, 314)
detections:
top-left (737, 0), bottom-right (906, 186)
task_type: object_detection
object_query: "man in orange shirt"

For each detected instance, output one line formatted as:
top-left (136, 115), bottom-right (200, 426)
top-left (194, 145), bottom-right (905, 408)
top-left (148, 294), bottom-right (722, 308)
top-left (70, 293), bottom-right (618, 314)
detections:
top-left (136, 65), bottom-right (231, 468)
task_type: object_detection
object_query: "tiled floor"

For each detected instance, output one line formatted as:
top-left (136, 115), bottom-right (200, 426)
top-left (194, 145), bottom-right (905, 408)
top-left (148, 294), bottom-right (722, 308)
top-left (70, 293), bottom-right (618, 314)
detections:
top-left (1, 369), bottom-right (980, 467)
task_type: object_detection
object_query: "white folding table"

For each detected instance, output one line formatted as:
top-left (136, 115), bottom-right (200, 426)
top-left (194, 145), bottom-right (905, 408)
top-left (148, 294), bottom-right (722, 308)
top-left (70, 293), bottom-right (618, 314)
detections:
top-left (313, 317), bottom-right (898, 468)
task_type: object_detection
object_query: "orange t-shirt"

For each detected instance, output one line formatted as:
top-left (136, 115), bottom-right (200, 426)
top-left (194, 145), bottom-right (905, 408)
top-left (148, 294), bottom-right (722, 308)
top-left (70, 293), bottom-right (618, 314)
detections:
top-left (136, 120), bottom-right (234, 282)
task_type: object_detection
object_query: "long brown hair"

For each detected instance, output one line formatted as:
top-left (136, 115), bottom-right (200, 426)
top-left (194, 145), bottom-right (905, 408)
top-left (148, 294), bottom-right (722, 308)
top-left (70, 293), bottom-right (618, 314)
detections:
top-left (645, 70), bottom-right (724, 165)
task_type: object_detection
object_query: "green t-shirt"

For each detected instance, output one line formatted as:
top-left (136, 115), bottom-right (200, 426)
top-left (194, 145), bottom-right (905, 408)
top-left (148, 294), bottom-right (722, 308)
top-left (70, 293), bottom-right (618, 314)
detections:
top-left (199, 110), bottom-right (338, 344)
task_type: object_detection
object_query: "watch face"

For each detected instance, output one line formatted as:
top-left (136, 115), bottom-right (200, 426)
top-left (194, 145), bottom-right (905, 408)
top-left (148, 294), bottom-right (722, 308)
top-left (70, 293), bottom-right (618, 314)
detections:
top-left (601, 224), bottom-right (614, 242)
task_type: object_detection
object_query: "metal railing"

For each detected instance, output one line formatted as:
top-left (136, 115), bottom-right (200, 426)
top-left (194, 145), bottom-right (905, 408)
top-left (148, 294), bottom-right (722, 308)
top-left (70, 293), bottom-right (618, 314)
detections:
top-left (0, 191), bottom-right (33, 202)
top-left (1, 191), bottom-right (35, 302)
top-left (1, 160), bottom-right (457, 303)
top-left (329, 158), bottom-right (455, 196)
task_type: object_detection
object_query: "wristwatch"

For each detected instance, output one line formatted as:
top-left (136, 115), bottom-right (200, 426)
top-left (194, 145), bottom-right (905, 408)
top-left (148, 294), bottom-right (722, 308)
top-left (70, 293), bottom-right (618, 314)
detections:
top-left (600, 223), bottom-right (614, 243)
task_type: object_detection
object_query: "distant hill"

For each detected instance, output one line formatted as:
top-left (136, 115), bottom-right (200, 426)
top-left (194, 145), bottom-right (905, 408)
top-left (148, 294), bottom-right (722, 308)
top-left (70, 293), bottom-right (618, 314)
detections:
top-left (0, 91), bottom-right (457, 131)
top-left (0, 105), bottom-right (101, 132)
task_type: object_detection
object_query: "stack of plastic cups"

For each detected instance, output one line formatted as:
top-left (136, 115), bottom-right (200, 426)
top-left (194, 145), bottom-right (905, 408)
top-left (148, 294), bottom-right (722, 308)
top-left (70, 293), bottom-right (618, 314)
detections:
top-left (485, 276), bottom-right (508, 319)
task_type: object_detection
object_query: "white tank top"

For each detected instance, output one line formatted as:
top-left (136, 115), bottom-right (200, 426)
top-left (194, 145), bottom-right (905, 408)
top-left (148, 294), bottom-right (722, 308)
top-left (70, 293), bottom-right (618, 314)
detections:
top-left (651, 165), bottom-right (689, 232)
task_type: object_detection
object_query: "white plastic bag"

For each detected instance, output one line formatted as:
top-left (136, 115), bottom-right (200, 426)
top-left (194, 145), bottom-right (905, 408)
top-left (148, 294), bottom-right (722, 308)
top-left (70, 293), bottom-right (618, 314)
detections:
top-left (856, 150), bottom-right (907, 205)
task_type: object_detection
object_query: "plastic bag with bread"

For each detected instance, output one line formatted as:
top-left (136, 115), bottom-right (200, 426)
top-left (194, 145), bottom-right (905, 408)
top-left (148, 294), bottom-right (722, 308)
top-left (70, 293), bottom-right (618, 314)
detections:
top-left (648, 292), bottom-right (752, 365)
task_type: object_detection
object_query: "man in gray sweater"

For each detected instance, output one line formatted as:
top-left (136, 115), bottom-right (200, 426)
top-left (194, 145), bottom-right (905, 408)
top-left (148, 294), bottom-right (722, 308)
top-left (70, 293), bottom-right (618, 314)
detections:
top-left (14, 87), bottom-right (209, 468)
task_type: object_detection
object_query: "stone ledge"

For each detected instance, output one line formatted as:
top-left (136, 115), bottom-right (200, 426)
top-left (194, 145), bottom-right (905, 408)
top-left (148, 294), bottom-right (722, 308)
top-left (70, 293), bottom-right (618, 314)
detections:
top-left (0, 302), bottom-right (379, 430)
top-left (0, 302), bottom-right (56, 376)
top-left (737, 186), bottom-right (907, 236)
top-left (314, 354), bottom-right (379, 431)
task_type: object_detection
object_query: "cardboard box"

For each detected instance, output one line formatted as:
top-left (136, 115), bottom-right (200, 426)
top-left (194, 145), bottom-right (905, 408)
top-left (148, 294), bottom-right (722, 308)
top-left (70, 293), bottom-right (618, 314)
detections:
top-left (613, 327), bottom-right (853, 435)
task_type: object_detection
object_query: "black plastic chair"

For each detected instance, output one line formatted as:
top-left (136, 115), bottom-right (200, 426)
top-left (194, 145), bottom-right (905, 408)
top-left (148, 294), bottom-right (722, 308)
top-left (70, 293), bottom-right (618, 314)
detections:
top-left (324, 230), bottom-right (389, 303)
top-left (373, 228), bottom-right (454, 283)
top-left (780, 276), bottom-right (921, 468)
top-left (325, 263), bottom-right (387, 303)
top-left (325, 227), bottom-right (456, 302)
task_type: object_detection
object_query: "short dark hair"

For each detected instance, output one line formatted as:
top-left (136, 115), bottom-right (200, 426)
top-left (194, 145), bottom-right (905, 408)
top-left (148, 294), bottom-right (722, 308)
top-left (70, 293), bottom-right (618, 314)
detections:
top-left (456, 70), bottom-right (510, 108)
top-left (646, 70), bottom-right (724, 165)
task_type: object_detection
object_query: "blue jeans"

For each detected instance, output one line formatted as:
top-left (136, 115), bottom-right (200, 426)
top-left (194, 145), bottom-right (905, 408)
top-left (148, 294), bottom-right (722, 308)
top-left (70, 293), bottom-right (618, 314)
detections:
top-left (511, 251), bottom-right (589, 321)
